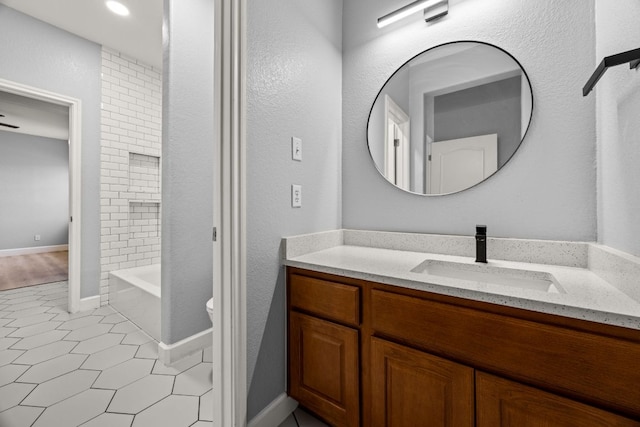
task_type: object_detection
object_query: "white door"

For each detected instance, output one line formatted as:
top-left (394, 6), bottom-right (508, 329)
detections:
top-left (428, 133), bottom-right (498, 194)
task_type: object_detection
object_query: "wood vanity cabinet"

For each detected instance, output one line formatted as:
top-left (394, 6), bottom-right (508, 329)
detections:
top-left (476, 372), bottom-right (640, 427)
top-left (287, 267), bottom-right (640, 426)
top-left (370, 337), bottom-right (474, 427)
top-left (288, 272), bottom-right (361, 427)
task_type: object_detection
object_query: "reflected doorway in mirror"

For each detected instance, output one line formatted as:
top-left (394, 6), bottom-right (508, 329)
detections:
top-left (384, 94), bottom-right (411, 191)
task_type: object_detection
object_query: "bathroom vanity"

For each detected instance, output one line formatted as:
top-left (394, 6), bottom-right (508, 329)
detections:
top-left (284, 230), bottom-right (640, 426)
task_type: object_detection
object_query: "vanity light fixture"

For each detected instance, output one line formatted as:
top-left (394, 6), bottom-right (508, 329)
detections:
top-left (106, 0), bottom-right (130, 17)
top-left (377, 0), bottom-right (448, 28)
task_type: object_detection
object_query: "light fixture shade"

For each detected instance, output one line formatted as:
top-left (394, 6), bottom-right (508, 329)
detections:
top-left (377, 0), bottom-right (448, 28)
top-left (106, 0), bottom-right (130, 17)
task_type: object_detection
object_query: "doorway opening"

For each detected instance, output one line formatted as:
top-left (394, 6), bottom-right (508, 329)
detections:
top-left (0, 78), bottom-right (82, 312)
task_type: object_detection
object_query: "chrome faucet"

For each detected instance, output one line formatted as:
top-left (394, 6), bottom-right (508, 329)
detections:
top-left (475, 225), bottom-right (487, 263)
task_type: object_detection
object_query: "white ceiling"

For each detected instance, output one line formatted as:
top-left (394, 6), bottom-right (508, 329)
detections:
top-left (0, 0), bottom-right (163, 69)
top-left (0, 91), bottom-right (69, 140)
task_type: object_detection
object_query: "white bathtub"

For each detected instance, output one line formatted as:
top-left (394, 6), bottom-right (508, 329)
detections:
top-left (109, 264), bottom-right (161, 341)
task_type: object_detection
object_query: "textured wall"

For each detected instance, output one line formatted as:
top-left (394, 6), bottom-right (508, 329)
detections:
top-left (100, 47), bottom-right (162, 305)
top-left (343, 0), bottom-right (597, 241)
top-left (0, 5), bottom-right (102, 298)
top-left (247, 0), bottom-right (343, 419)
top-left (595, 0), bottom-right (640, 256)
top-left (161, 0), bottom-right (214, 344)
top-left (0, 133), bottom-right (69, 250)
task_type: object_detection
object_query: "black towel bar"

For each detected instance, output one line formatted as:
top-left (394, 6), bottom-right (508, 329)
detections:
top-left (583, 47), bottom-right (640, 96)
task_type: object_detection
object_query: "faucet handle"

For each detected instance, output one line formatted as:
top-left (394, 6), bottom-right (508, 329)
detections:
top-left (476, 225), bottom-right (487, 234)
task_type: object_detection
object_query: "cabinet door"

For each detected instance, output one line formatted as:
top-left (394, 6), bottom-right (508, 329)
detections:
top-left (476, 372), bottom-right (640, 427)
top-left (370, 337), bottom-right (474, 427)
top-left (289, 312), bottom-right (359, 427)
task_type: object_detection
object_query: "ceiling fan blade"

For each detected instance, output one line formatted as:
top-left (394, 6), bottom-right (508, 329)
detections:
top-left (0, 122), bottom-right (19, 129)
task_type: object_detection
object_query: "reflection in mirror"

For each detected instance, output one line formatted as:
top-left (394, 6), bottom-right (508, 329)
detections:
top-left (367, 42), bottom-right (533, 195)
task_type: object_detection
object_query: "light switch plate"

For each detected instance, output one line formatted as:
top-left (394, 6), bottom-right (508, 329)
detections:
top-left (292, 137), bottom-right (302, 161)
top-left (292, 184), bottom-right (302, 208)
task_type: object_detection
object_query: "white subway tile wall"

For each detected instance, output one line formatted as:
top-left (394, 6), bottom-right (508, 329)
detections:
top-left (129, 153), bottom-right (160, 193)
top-left (100, 48), bottom-right (162, 305)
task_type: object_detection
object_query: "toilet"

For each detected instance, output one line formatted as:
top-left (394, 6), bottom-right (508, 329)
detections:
top-left (206, 298), bottom-right (214, 323)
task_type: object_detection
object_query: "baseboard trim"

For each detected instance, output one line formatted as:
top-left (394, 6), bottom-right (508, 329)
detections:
top-left (158, 327), bottom-right (213, 365)
top-left (0, 244), bottom-right (68, 258)
top-left (79, 295), bottom-right (100, 311)
top-left (248, 393), bottom-right (298, 427)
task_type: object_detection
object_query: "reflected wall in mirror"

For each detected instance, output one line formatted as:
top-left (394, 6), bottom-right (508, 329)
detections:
top-left (367, 41), bottom-right (533, 195)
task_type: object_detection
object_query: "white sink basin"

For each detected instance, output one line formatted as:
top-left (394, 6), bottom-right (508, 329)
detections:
top-left (411, 259), bottom-right (564, 294)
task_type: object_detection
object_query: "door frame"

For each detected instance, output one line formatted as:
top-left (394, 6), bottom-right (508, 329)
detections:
top-left (384, 94), bottom-right (410, 190)
top-left (0, 78), bottom-right (82, 312)
top-left (213, 0), bottom-right (247, 425)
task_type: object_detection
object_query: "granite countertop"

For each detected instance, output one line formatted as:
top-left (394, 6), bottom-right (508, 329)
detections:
top-left (283, 230), bottom-right (640, 330)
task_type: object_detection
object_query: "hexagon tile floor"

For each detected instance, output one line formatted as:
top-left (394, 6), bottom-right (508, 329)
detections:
top-left (0, 281), bottom-right (213, 427)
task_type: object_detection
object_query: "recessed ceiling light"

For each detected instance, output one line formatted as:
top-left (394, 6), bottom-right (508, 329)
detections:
top-left (106, 0), bottom-right (130, 17)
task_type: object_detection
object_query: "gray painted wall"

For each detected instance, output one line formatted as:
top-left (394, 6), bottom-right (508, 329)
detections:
top-left (161, 0), bottom-right (214, 344)
top-left (343, 0), bottom-right (597, 241)
top-left (247, 0), bottom-right (343, 419)
top-left (434, 76), bottom-right (521, 168)
top-left (0, 5), bottom-right (102, 298)
top-left (595, 0), bottom-right (640, 256)
top-left (0, 133), bottom-right (68, 250)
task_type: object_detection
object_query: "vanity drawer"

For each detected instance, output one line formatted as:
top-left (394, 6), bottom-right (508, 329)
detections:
top-left (289, 274), bottom-right (360, 327)
top-left (371, 288), bottom-right (640, 418)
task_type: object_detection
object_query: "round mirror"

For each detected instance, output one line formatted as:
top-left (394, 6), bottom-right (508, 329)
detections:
top-left (367, 41), bottom-right (533, 195)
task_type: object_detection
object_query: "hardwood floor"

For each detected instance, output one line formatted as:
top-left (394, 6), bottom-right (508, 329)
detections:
top-left (0, 251), bottom-right (68, 291)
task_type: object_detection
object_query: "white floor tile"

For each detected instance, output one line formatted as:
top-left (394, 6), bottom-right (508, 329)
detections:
top-left (58, 316), bottom-right (104, 331)
top-left (32, 388), bottom-right (115, 427)
top-left (2, 295), bottom-right (40, 306)
top-left (110, 321), bottom-right (139, 334)
top-left (294, 408), bottom-right (329, 427)
top-left (135, 341), bottom-right (158, 359)
top-left (122, 330), bottom-right (153, 345)
top-left (0, 349), bottom-right (24, 366)
top-left (131, 395), bottom-right (198, 427)
top-left (12, 340), bottom-right (77, 365)
top-left (278, 414), bottom-right (298, 427)
top-left (0, 284), bottom-right (214, 427)
top-left (3, 306), bottom-right (50, 319)
top-left (81, 344), bottom-right (138, 370)
top-left (71, 332), bottom-right (124, 354)
top-left (92, 306), bottom-right (116, 316)
top-left (199, 389), bottom-right (213, 421)
top-left (0, 364), bottom-right (29, 387)
top-left (5, 301), bottom-right (45, 312)
top-left (108, 374), bottom-right (174, 414)
top-left (173, 362), bottom-right (212, 397)
top-left (6, 320), bottom-right (61, 338)
top-left (17, 353), bottom-right (88, 384)
top-left (101, 313), bottom-right (126, 324)
top-left (10, 330), bottom-right (69, 350)
top-left (93, 358), bottom-right (154, 390)
top-left (6, 313), bottom-right (55, 328)
top-left (22, 369), bottom-right (99, 407)
top-left (63, 323), bottom-right (113, 342)
top-left (152, 350), bottom-right (202, 375)
top-left (0, 404), bottom-right (44, 427)
top-left (80, 412), bottom-right (134, 427)
top-left (0, 382), bottom-right (37, 412)
top-left (0, 337), bottom-right (20, 351)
